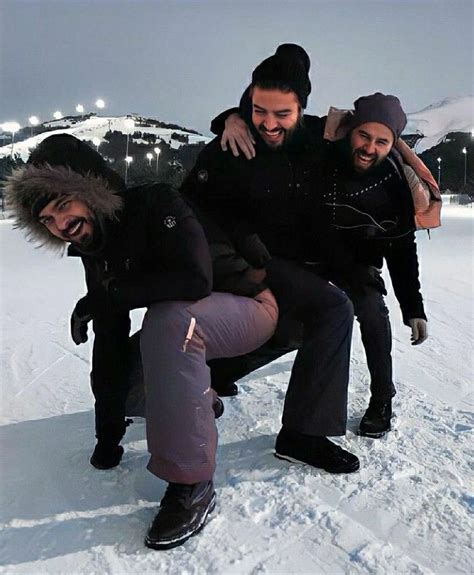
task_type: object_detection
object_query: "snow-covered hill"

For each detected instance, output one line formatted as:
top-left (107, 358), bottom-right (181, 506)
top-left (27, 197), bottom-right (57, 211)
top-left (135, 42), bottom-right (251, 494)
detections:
top-left (0, 205), bottom-right (473, 573)
top-left (0, 115), bottom-right (210, 162)
top-left (405, 96), bottom-right (473, 153)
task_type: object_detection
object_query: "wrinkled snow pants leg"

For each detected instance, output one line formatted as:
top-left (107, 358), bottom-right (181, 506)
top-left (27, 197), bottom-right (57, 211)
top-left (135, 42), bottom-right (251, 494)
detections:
top-left (140, 290), bottom-right (278, 484)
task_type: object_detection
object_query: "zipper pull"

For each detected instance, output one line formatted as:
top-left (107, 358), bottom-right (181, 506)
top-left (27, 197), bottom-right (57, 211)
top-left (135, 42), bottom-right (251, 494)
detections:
top-left (182, 317), bottom-right (197, 352)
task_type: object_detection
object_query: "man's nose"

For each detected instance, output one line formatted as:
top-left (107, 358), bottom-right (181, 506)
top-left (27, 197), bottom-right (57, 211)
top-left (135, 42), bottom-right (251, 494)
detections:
top-left (263, 117), bottom-right (278, 131)
top-left (56, 215), bottom-right (70, 231)
top-left (364, 140), bottom-right (376, 154)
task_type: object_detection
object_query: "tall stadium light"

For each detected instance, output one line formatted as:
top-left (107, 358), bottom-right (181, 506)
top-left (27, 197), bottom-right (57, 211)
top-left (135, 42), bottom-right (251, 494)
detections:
top-left (462, 147), bottom-right (467, 187)
top-left (154, 147), bottom-right (161, 174)
top-left (53, 110), bottom-right (63, 120)
top-left (124, 118), bottom-right (135, 169)
top-left (29, 115), bottom-right (39, 137)
top-left (437, 157), bottom-right (442, 188)
top-left (92, 137), bottom-right (101, 152)
top-left (95, 99), bottom-right (105, 110)
top-left (1, 121), bottom-right (21, 156)
top-left (146, 152), bottom-right (153, 166)
top-left (76, 104), bottom-right (85, 114)
top-left (125, 155), bottom-right (133, 185)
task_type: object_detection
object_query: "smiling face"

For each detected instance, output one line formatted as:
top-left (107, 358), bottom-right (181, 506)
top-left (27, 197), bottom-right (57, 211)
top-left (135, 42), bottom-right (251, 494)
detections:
top-left (251, 86), bottom-right (301, 149)
top-left (349, 122), bottom-right (395, 173)
top-left (38, 196), bottom-right (94, 247)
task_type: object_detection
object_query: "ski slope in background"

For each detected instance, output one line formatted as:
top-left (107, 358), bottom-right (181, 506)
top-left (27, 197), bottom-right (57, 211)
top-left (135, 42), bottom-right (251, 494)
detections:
top-left (0, 205), bottom-right (473, 574)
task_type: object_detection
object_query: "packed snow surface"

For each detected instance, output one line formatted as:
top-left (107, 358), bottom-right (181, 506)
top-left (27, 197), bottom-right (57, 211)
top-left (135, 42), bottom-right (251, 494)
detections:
top-left (0, 205), bottom-right (473, 574)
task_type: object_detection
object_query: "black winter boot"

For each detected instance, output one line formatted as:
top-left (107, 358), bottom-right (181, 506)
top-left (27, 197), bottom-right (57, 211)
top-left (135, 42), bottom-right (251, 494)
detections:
top-left (90, 442), bottom-right (124, 469)
top-left (211, 380), bottom-right (239, 397)
top-left (145, 481), bottom-right (216, 550)
top-left (213, 397), bottom-right (225, 419)
top-left (275, 427), bottom-right (360, 474)
top-left (359, 398), bottom-right (392, 438)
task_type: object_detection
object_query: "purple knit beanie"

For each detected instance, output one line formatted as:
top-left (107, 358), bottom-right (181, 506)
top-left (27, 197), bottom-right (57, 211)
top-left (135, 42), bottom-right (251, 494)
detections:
top-left (345, 93), bottom-right (407, 140)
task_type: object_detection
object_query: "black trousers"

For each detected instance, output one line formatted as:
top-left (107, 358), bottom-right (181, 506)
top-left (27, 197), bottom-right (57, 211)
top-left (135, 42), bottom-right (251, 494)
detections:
top-left (209, 258), bottom-right (354, 436)
top-left (338, 277), bottom-right (395, 402)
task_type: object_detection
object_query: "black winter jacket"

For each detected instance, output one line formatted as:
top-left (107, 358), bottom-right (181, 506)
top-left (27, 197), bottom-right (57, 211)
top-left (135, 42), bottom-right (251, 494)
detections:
top-left (69, 183), bottom-right (213, 442)
top-left (70, 182), bottom-right (265, 442)
top-left (321, 140), bottom-right (426, 324)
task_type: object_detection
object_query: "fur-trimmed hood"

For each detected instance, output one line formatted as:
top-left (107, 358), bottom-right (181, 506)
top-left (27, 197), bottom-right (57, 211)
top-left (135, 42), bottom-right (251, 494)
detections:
top-left (4, 134), bottom-right (124, 251)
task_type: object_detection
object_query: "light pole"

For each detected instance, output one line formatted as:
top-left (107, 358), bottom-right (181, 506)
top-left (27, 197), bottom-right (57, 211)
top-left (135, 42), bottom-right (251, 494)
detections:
top-left (29, 115), bottom-right (39, 137)
top-left (95, 99), bottom-right (105, 111)
top-left (462, 147), bottom-right (467, 187)
top-left (437, 157), bottom-right (442, 188)
top-left (53, 111), bottom-right (63, 120)
top-left (124, 118), bottom-right (135, 181)
top-left (146, 152), bottom-right (153, 167)
top-left (76, 104), bottom-right (85, 114)
top-left (154, 147), bottom-right (161, 174)
top-left (92, 137), bottom-right (101, 152)
top-left (1, 122), bottom-right (21, 156)
top-left (125, 156), bottom-right (133, 185)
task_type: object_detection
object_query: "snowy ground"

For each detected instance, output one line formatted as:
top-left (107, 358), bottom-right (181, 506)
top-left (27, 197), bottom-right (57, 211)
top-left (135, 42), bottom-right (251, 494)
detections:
top-left (1, 205), bottom-right (473, 574)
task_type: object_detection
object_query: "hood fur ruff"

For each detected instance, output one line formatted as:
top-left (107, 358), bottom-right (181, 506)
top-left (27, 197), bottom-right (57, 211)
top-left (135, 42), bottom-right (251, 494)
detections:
top-left (5, 163), bottom-right (123, 251)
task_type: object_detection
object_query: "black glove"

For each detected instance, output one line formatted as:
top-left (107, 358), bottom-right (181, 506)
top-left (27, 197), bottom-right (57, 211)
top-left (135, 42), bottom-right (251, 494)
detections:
top-left (70, 285), bottom-right (116, 345)
top-left (70, 296), bottom-right (93, 345)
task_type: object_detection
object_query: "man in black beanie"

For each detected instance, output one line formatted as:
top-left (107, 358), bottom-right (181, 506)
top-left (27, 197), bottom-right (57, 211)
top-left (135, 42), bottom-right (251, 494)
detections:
top-left (183, 44), bottom-right (360, 474)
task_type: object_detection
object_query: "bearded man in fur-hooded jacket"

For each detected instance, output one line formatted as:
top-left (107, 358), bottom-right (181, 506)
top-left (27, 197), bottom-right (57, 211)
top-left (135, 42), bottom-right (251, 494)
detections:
top-left (5, 134), bottom-right (278, 550)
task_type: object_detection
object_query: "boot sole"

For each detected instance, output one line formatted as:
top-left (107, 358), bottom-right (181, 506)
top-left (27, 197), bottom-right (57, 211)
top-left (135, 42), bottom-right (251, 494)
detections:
top-left (358, 427), bottom-right (390, 439)
top-left (274, 452), bottom-right (360, 474)
top-left (144, 493), bottom-right (216, 551)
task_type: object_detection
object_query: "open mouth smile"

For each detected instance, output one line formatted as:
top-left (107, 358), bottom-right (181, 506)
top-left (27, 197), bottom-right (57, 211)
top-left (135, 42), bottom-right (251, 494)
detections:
top-left (64, 218), bottom-right (85, 238)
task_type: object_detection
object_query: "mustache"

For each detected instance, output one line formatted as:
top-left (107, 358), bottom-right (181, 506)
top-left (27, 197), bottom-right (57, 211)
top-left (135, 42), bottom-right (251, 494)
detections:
top-left (61, 217), bottom-right (86, 238)
top-left (259, 126), bottom-right (284, 134)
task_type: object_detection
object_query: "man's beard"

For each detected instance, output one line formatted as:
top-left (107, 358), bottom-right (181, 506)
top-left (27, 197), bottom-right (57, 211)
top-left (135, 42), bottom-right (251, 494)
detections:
top-left (62, 216), bottom-right (96, 249)
top-left (351, 147), bottom-right (384, 173)
top-left (257, 116), bottom-right (303, 150)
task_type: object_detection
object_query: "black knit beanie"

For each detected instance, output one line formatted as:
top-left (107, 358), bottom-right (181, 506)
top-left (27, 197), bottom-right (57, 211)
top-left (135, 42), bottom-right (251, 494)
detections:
top-left (251, 43), bottom-right (312, 108)
top-left (345, 93), bottom-right (407, 140)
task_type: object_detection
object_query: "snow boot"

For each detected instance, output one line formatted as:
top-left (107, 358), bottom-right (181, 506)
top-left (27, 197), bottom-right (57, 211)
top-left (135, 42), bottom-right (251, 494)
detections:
top-left (211, 380), bottom-right (239, 397)
top-left (275, 427), bottom-right (360, 474)
top-left (145, 481), bottom-right (216, 550)
top-left (90, 442), bottom-right (124, 469)
top-left (213, 396), bottom-right (225, 419)
top-left (359, 397), bottom-right (392, 438)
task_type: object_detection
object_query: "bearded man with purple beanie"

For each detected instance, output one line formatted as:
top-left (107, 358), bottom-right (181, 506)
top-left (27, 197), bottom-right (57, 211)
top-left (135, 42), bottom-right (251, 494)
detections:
top-left (318, 93), bottom-right (428, 437)
top-left (5, 134), bottom-right (278, 549)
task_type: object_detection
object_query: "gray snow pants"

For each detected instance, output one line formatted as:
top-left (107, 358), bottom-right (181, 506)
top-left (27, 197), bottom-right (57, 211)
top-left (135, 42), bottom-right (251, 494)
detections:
top-left (140, 289), bottom-right (278, 484)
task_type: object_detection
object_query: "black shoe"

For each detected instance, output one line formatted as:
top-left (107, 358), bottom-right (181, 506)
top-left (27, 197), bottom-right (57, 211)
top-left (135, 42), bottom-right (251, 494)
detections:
top-left (275, 427), bottom-right (360, 474)
top-left (90, 442), bottom-right (124, 469)
top-left (145, 481), bottom-right (216, 550)
top-left (213, 397), bottom-right (225, 419)
top-left (211, 380), bottom-right (239, 397)
top-left (359, 398), bottom-right (392, 438)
